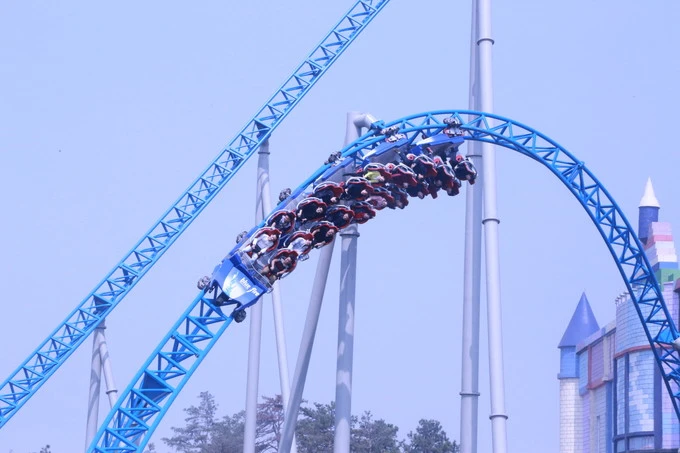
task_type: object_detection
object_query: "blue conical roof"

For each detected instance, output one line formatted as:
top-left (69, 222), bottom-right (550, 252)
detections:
top-left (558, 292), bottom-right (600, 348)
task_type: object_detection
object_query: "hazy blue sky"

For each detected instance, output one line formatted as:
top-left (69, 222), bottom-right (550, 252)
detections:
top-left (2, 1), bottom-right (680, 452)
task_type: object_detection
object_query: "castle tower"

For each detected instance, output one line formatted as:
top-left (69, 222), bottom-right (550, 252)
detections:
top-left (558, 292), bottom-right (600, 453)
top-left (640, 180), bottom-right (679, 283)
top-left (638, 177), bottom-right (660, 245)
top-left (611, 180), bottom-right (680, 451)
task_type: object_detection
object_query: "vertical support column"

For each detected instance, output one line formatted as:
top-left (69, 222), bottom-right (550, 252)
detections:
top-left (98, 323), bottom-right (119, 408)
top-left (333, 112), bottom-right (363, 453)
top-left (84, 324), bottom-right (104, 451)
top-left (476, 1), bottom-right (509, 452)
top-left (243, 140), bottom-right (270, 453)
top-left (257, 141), bottom-right (297, 453)
top-left (278, 244), bottom-right (336, 453)
top-left (460, 2), bottom-right (483, 452)
top-left (84, 320), bottom-right (118, 451)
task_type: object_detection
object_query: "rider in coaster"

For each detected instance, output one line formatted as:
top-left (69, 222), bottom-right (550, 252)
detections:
top-left (367, 186), bottom-right (394, 210)
top-left (350, 201), bottom-right (377, 224)
top-left (312, 181), bottom-right (344, 206)
top-left (242, 227), bottom-right (281, 261)
top-left (266, 210), bottom-right (296, 235)
top-left (342, 176), bottom-right (374, 202)
top-left (362, 163), bottom-right (391, 186)
top-left (433, 156), bottom-right (462, 196)
top-left (453, 155), bottom-right (478, 185)
top-left (261, 249), bottom-right (299, 284)
top-left (310, 221), bottom-right (339, 248)
top-left (284, 230), bottom-right (314, 260)
top-left (405, 179), bottom-right (430, 200)
top-left (387, 163), bottom-right (419, 188)
top-left (387, 186), bottom-right (409, 209)
top-left (405, 153), bottom-right (438, 180)
top-left (326, 205), bottom-right (354, 229)
top-left (296, 197), bottom-right (328, 224)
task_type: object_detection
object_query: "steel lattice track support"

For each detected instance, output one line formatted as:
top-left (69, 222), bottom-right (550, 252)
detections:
top-left (89, 110), bottom-right (680, 452)
top-left (93, 292), bottom-right (231, 451)
top-left (0, 0), bottom-right (390, 429)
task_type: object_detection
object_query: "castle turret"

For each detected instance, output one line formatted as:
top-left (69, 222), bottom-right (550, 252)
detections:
top-left (614, 181), bottom-right (680, 450)
top-left (559, 293), bottom-right (599, 453)
top-left (638, 178), bottom-right (660, 245)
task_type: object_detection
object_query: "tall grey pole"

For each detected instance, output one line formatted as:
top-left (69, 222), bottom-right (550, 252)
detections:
top-left (278, 244), bottom-right (336, 453)
top-left (333, 112), bottom-right (364, 453)
top-left (243, 140), bottom-right (271, 453)
top-left (84, 324), bottom-right (103, 450)
top-left (459, 1), bottom-right (483, 452)
top-left (84, 320), bottom-right (118, 451)
top-left (476, 0), bottom-right (509, 452)
top-left (256, 143), bottom-right (297, 453)
top-left (333, 223), bottom-right (359, 453)
top-left (98, 325), bottom-right (118, 408)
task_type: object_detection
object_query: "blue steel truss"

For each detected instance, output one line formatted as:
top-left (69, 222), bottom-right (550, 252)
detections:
top-left (0, 0), bottom-right (390, 429)
top-left (89, 110), bottom-right (680, 452)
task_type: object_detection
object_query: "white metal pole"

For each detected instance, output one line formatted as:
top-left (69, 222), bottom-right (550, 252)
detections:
top-left (257, 143), bottom-right (297, 453)
top-left (243, 140), bottom-right (271, 453)
top-left (278, 243), bottom-right (336, 453)
top-left (460, 1), bottom-right (483, 451)
top-left (96, 321), bottom-right (118, 407)
top-left (84, 324), bottom-right (104, 451)
top-left (476, 0), bottom-right (509, 452)
top-left (333, 112), bottom-right (364, 453)
top-left (333, 224), bottom-right (358, 453)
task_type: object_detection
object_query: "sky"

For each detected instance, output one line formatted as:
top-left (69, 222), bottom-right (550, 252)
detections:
top-left (1, 1), bottom-right (680, 452)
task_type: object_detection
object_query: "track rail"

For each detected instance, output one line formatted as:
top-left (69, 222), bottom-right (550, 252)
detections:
top-left (0, 0), bottom-right (390, 429)
top-left (89, 110), bottom-right (680, 451)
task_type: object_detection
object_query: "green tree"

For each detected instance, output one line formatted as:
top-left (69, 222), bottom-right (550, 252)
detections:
top-left (295, 401), bottom-right (337, 453)
top-left (402, 419), bottom-right (458, 453)
top-left (162, 391), bottom-right (219, 453)
top-left (351, 411), bottom-right (400, 453)
top-left (256, 394), bottom-right (285, 452)
top-left (211, 410), bottom-right (246, 453)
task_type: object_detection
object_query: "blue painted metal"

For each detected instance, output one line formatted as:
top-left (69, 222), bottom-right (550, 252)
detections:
top-left (89, 110), bottom-right (680, 451)
top-left (0, 0), bottom-right (391, 430)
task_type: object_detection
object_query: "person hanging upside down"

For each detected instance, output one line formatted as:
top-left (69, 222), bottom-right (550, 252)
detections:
top-left (367, 186), bottom-right (394, 210)
top-left (241, 227), bottom-right (280, 261)
top-left (260, 249), bottom-right (299, 284)
top-left (406, 179), bottom-right (430, 200)
top-left (310, 221), bottom-right (339, 248)
top-left (433, 156), bottom-right (462, 196)
top-left (342, 176), bottom-right (374, 201)
top-left (325, 205), bottom-right (354, 229)
top-left (453, 155), bottom-right (478, 184)
top-left (266, 210), bottom-right (296, 234)
top-left (388, 187), bottom-right (409, 209)
top-left (362, 163), bottom-right (391, 186)
top-left (296, 197), bottom-right (327, 223)
top-left (387, 163), bottom-right (418, 188)
top-left (409, 154), bottom-right (438, 180)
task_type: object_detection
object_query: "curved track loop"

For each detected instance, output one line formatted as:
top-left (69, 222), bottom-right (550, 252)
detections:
top-left (90, 110), bottom-right (680, 452)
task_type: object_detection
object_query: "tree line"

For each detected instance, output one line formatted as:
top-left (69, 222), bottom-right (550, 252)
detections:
top-left (146, 391), bottom-right (460, 453)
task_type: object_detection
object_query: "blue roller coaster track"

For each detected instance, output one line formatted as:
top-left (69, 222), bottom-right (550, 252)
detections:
top-left (0, 0), bottom-right (391, 430)
top-left (88, 110), bottom-right (680, 452)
